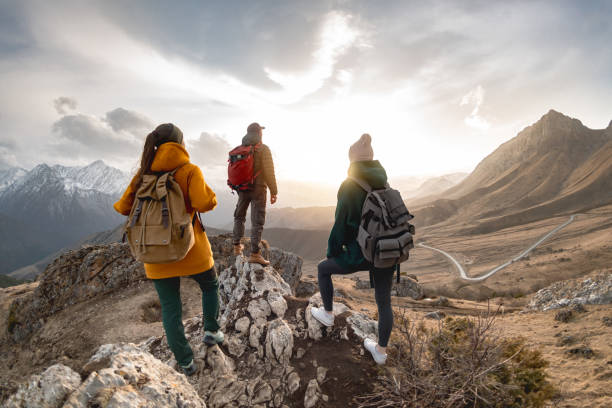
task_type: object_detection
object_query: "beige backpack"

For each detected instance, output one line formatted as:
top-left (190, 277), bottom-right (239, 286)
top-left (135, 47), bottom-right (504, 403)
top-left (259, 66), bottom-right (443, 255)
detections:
top-left (125, 167), bottom-right (196, 263)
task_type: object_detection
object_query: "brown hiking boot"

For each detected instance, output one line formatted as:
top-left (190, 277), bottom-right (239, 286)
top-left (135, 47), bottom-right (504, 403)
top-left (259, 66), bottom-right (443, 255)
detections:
top-left (233, 244), bottom-right (244, 256)
top-left (248, 251), bottom-right (270, 266)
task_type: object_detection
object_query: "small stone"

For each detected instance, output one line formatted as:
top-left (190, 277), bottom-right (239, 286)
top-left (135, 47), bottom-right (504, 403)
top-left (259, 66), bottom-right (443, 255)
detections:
top-left (556, 335), bottom-right (577, 347)
top-left (287, 371), bottom-right (300, 394)
top-left (252, 383), bottom-right (273, 404)
top-left (425, 311), bottom-right (444, 320)
top-left (316, 366), bottom-right (328, 384)
top-left (566, 345), bottom-right (594, 358)
top-left (322, 394), bottom-right (329, 402)
top-left (295, 348), bottom-right (306, 359)
top-left (303, 379), bottom-right (320, 408)
top-left (602, 316), bottom-right (612, 327)
top-left (235, 316), bottom-right (251, 334)
top-left (554, 309), bottom-right (573, 323)
top-left (572, 303), bottom-right (587, 313)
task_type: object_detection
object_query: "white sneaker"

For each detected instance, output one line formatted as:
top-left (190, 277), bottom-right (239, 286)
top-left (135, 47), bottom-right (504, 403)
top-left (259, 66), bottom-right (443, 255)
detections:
top-left (310, 306), bottom-right (334, 327)
top-left (364, 338), bottom-right (387, 365)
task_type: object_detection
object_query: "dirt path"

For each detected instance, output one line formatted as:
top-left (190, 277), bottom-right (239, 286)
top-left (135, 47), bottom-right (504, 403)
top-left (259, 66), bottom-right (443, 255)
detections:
top-left (418, 214), bottom-right (577, 282)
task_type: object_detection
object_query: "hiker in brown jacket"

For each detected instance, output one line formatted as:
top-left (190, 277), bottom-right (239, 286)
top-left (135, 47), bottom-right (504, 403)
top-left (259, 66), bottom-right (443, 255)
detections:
top-left (233, 122), bottom-right (278, 265)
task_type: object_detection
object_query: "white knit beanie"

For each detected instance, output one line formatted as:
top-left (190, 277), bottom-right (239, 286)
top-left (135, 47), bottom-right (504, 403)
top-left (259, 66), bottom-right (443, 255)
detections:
top-left (349, 133), bottom-right (374, 162)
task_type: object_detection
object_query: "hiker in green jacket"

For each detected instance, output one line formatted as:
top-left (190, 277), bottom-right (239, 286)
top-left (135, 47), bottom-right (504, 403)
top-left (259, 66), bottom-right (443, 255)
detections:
top-left (311, 133), bottom-right (394, 365)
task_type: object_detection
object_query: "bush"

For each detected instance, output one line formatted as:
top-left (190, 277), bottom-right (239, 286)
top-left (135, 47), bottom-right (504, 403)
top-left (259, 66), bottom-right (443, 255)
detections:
top-left (355, 306), bottom-right (555, 407)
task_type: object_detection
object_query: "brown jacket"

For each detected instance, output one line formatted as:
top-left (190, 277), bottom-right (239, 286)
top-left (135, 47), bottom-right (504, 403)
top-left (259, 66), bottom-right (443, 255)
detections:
top-left (242, 133), bottom-right (278, 195)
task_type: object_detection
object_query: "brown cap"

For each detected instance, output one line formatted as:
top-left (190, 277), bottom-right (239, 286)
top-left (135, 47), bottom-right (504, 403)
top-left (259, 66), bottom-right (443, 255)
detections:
top-left (247, 122), bottom-right (265, 133)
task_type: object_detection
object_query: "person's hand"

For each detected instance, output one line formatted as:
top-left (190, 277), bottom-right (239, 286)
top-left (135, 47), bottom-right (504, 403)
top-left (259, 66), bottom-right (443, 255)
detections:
top-left (270, 195), bottom-right (277, 204)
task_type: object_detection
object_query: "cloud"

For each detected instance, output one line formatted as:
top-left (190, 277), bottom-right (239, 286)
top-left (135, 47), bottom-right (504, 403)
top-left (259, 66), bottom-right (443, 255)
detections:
top-left (0, 145), bottom-right (18, 169)
top-left (460, 85), bottom-right (490, 130)
top-left (264, 11), bottom-right (362, 102)
top-left (188, 132), bottom-right (232, 168)
top-left (104, 107), bottom-right (154, 135)
top-left (49, 108), bottom-right (153, 162)
top-left (53, 96), bottom-right (78, 114)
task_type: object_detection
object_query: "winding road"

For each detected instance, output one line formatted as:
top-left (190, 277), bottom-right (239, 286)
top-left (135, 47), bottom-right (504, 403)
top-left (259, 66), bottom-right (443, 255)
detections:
top-left (418, 214), bottom-right (578, 282)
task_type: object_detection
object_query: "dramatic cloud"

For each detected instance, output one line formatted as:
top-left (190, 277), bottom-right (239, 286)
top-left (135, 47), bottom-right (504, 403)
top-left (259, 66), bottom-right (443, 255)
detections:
top-left (264, 11), bottom-right (362, 102)
top-left (53, 96), bottom-right (78, 114)
top-left (1, 0), bottom-right (611, 180)
top-left (188, 132), bottom-right (232, 168)
top-left (460, 85), bottom-right (490, 130)
top-left (49, 108), bottom-right (153, 163)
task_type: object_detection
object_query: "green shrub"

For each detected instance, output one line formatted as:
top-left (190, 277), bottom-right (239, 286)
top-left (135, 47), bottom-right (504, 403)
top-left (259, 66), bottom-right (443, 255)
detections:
top-left (356, 308), bottom-right (555, 408)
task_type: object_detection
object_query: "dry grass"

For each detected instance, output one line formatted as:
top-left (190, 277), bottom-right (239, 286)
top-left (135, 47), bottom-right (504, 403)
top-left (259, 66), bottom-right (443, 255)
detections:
top-left (355, 305), bottom-right (555, 407)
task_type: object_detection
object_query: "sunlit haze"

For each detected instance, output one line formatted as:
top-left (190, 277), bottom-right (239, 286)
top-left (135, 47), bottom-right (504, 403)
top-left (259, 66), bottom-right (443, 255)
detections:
top-left (1, 1), bottom-right (611, 190)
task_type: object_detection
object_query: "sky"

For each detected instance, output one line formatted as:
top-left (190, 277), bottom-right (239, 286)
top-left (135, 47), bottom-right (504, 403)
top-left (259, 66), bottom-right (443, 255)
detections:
top-left (1, 0), bottom-right (611, 189)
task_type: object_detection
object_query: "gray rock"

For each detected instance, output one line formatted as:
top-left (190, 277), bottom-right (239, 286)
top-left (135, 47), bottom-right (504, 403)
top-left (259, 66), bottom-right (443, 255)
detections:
top-left (527, 272), bottom-right (612, 312)
top-left (395, 276), bottom-right (424, 299)
top-left (269, 247), bottom-right (304, 293)
top-left (266, 319), bottom-right (294, 365)
top-left (296, 281), bottom-right (317, 297)
top-left (425, 311), bottom-right (445, 320)
top-left (3, 364), bottom-right (81, 408)
top-left (64, 343), bottom-right (206, 408)
top-left (303, 379), bottom-right (320, 408)
top-left (347, 313), bottom-right (378, 340)
top-left (287, 372), bottom-right (300, 395)
top-left (355, 279), bottom-right (371, 290)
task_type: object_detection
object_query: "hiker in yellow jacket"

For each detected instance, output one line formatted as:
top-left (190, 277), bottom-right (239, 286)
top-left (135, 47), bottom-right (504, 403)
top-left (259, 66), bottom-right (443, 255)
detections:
top-left (114, 123), bottom-right (222, 376)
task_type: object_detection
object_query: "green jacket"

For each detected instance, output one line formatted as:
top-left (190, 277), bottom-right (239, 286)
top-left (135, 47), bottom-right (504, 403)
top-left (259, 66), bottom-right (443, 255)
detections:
top-left (327, 160), bottom-right (388, 270)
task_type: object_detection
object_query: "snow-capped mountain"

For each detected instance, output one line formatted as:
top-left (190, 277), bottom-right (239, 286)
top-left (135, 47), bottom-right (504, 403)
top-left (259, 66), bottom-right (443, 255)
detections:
top-left (0, 161), bottom-right (131, 274)
top-left (0, 167), bottom-right (27, 192)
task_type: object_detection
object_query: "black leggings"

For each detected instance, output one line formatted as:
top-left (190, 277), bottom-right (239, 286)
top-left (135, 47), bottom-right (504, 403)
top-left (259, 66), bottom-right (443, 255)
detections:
top-left (317, 258), bottom-right (394, 347)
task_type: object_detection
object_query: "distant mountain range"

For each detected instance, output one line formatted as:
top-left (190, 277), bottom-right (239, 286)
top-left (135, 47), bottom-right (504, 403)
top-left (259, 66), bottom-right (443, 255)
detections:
top-left (0, 161), bottom-right (130, 274)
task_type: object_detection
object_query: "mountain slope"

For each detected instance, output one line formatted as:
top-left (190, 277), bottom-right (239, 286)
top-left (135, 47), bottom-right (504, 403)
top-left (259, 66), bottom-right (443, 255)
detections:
top-left (412, 110), bottom-right (612, 232)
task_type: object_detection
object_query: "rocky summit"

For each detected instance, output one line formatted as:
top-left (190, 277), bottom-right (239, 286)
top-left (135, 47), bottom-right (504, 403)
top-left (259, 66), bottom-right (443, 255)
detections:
top-left (5, 237), bottom-right (381, 407)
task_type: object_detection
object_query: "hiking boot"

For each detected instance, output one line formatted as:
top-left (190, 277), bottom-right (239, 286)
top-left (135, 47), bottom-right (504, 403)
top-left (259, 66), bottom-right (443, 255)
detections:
top-left (233, 243), bottom-right (244, 256)
top-left (248, 251), bottom-right (270, 266)
top-left (180, 359), bottom-right (197, 376)
top-left (310, 306), bottom-right (334, 327)
top-left (364, 338), bottom-right (387, 365)
top-left (203, 330), bottom-right (225, 345)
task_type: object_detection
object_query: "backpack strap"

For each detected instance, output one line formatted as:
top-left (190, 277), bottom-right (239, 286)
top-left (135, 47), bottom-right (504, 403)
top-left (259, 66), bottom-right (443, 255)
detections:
top-left (348, 176), bottom-right (372, 193)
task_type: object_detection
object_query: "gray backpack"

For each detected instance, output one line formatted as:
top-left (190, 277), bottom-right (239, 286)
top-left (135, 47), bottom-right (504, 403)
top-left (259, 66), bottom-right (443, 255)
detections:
top-left (350, 176), bottom-right (415, 278)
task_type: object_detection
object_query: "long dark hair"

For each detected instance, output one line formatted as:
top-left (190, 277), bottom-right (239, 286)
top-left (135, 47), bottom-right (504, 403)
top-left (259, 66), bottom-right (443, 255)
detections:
top-left (131, 123), bottom-right (183, 189)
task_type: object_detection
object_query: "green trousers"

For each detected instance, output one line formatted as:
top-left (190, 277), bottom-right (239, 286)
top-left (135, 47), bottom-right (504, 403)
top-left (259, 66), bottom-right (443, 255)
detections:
top-left (153, 267), bottom-right (220, 366)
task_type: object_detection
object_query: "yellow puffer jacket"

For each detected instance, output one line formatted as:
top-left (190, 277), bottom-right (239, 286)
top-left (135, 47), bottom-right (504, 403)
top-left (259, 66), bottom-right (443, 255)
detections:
top-left (114, 142), bottom-right (217, 279)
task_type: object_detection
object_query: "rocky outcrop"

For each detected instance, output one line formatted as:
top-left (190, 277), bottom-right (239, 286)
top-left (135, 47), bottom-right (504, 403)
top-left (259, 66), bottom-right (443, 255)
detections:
top-left (526, 271), bottom-right (612, 311)
top-left (8, 236), bottom-right (302, 343)
top-left (209, 234), bottom-right (303, 292)
top-left (140, 256), bottom-right (378, 407)
top-left (8, 243), bottom-right (145, 341)
top-left (5, 242), bottom-right (377, 407)
top-left (4, 344), bottom-right (206, 408)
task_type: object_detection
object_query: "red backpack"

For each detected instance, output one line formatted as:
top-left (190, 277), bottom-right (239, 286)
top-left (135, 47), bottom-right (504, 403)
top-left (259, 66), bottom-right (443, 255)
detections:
top-left (227, 144), bottom-right (260, 191)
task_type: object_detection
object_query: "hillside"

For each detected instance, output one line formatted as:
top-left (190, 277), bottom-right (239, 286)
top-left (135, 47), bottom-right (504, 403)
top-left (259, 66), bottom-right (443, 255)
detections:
top-left (411, 110), bottom-right (612, 232)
